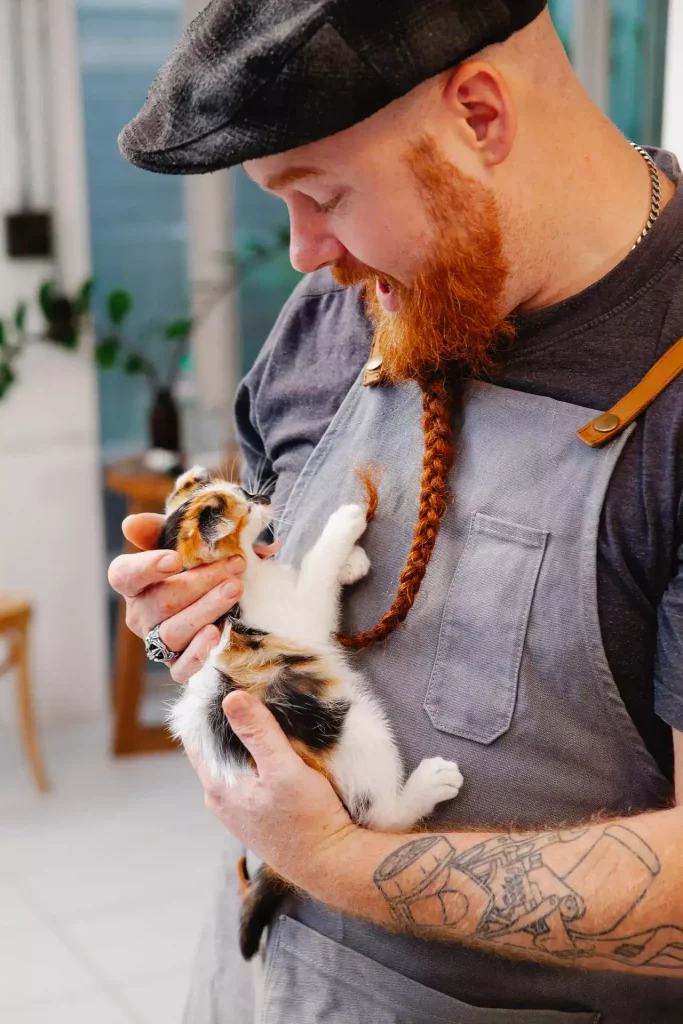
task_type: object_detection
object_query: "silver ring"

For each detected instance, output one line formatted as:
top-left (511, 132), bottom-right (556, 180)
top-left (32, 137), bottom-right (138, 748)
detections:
top-left (144, 624), bottom-right (178, 664)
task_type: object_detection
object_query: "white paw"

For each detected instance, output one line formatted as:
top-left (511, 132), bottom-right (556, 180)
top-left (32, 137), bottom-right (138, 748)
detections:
top-left (409, 757), bottom-right (464, 809)
top-left (326, 504), bottom-right (367, 544)
top-left (339, 546), bottom-right (371, 585)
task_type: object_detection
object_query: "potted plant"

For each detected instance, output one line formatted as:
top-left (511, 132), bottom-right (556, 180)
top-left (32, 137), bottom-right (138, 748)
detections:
top-left (95, 287), bottom-right (191, 456)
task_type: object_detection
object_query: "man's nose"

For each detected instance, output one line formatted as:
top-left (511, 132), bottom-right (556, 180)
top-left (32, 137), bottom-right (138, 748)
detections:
top-left (288, 217), bottom-right (346, 274)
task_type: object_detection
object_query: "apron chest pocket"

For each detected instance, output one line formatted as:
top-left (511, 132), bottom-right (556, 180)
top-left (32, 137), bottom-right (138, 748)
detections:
top-left (424, 513), bottom-right (548, 745)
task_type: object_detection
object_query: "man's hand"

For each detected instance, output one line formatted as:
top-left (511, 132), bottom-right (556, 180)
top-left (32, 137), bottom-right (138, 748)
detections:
top-left (193, 690), bottom-right (357, 886)
top-left (108, 512), bottom-right (246, 683)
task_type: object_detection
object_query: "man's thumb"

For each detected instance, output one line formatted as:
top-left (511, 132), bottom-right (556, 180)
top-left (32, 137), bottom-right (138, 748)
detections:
top-left (223, 690), bottom-right (296, 776)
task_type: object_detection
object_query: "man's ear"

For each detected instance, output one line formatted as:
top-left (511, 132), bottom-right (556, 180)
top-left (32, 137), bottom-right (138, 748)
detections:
top-left (441, 61), bottom-right (517, 167)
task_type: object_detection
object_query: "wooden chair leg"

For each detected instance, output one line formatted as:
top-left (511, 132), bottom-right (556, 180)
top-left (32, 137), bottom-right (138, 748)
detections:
top-left (13, 628), bottom-right (49, 792)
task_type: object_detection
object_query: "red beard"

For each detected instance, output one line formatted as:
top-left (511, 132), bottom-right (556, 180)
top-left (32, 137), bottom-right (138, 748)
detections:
top-left (333, 136), bottom-right (514, 383)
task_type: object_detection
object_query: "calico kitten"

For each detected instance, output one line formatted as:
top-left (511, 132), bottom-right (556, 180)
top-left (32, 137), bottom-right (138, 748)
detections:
top-left (162, 466), bottom-right (464, 957)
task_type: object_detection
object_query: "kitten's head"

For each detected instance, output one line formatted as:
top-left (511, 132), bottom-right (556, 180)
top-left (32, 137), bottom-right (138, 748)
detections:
top-left (160, 466), bottom-right (271, 568)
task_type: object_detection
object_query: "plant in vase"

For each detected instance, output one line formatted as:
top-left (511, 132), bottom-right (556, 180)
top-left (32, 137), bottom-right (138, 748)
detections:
top-left (95, 288), bottom-right (191, 469)
top-left (94, 223), bottom-right (293, 470)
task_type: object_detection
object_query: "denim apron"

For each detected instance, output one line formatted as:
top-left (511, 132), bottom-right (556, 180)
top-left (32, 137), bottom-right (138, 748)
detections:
top-left (185, 375), bottom-right (682, 1023)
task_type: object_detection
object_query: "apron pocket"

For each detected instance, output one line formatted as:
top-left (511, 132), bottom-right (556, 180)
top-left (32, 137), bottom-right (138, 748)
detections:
top-left (260, 916), bottom-right (599, 1024)
top-left (424, 513), bottom-right (547, 745)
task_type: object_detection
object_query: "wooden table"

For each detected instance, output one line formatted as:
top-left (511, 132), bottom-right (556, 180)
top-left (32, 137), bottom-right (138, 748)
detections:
top-left (106, 454), bottom-right (240, 756)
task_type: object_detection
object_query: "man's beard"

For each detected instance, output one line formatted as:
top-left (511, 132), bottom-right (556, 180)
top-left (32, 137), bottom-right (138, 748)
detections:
top-left (332, 136), bottom-right (514, 382)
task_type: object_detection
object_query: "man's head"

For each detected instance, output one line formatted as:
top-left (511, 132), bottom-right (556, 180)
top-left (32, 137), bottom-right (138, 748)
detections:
top-left (241, 7), bottom-right (572, 379)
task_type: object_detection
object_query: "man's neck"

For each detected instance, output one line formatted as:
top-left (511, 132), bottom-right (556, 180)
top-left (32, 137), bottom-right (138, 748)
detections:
top-left (509, 117), bottom-right (677, 315)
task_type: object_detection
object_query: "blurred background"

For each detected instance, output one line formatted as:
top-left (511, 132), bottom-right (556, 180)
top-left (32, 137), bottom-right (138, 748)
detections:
top-left (0, 1), bottom-right (681, 1021)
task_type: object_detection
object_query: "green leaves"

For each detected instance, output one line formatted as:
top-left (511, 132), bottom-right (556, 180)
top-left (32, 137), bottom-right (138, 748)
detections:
top-left (0, 362), bottom-right (15, 399)
top-left (107, 289), bottom-right (132, 326)
top-left (95, 335), bottom-right (120, 369)
top-left (38, 281), bottom-right (54, 320)
top-left (75, 279), bottom-right (93, 317)
top-left (164, 317), bottom-right (192, 340)
top-left (124, 352), bottom-right (156, 381)
top-left (14, 302), bottom-right (27, 332)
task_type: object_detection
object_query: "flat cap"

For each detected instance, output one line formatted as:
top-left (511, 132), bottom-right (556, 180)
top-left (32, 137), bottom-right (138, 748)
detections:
top-left (119, 0), bottom-right (548, 175)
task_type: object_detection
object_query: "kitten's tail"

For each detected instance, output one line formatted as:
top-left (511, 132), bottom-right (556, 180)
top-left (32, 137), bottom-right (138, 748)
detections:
top-left (356, 464), bottom-right (380, 523)
top-left (238, 857), bottom-right (288, 960)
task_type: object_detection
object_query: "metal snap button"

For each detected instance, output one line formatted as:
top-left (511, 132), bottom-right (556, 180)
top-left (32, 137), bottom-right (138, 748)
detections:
top-left (593, 412), bottom-right (620, 433)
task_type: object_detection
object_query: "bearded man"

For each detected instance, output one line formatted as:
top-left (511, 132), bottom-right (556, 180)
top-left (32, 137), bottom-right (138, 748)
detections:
top-left (109, 2), bottom-right (683, 1021)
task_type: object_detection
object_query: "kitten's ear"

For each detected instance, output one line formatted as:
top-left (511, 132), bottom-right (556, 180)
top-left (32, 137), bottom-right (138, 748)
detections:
top-left (166, 465), bottom-right (211, 511)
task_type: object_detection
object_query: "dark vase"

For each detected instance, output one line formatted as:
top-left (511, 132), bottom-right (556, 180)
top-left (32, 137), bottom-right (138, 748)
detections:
top-left (149, 387), bottom-right (180, 453)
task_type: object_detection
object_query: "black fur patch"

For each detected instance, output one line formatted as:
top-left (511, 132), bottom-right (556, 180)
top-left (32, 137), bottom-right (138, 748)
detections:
top-left (158, 499), bottom-right (192, 551)
top-left (206, 671), bottom-right (251, 769)
top-left (267, 681), bottom-right (349, 751)
top-left (197, 495), bottom-right (227, 544)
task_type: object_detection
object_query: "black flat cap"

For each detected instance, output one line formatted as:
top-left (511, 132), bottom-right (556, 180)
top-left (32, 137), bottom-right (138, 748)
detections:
top-left (119, 0), bottom-right (548, 176)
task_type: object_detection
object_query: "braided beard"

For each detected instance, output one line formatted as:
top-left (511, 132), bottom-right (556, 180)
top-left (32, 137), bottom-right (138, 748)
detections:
top-left (334, 138), bottom-right (513, 651)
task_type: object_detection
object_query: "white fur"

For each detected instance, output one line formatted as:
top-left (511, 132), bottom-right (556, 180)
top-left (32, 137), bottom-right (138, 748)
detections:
top-left (169, 484), bottom-right (463, 827)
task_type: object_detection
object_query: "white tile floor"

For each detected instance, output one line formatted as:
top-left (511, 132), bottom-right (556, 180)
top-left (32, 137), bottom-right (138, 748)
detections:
top-left (0, 719), bottom-right (253, 1023)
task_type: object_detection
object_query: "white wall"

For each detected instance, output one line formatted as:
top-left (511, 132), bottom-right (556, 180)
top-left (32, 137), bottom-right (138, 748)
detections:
top-left (0, 0), bottom-right (108, 727)
top-left (663, 0), bottom-right (683, 158)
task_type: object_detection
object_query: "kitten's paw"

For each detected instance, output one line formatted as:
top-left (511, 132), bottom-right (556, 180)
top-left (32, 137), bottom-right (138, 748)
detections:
top-left (339, 545), bottom-right (371, 585)
top-left (408, 757), bottom-right (464, 809)
top-left (326, 504), bottom-right (367, 543)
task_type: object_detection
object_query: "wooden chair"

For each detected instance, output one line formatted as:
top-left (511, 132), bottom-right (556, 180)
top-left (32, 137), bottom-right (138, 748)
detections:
top-left (0, 596), bottom-right (49, 791)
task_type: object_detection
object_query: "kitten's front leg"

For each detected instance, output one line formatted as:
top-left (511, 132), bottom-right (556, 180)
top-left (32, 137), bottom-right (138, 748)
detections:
top-left (297, 505), bottom-right (367, 637)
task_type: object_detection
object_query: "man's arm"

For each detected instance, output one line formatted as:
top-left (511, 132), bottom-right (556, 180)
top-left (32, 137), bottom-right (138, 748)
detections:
top-left (332, 806), bottom-right (683, 976)
top-left (203, 694), bottom-right (683, 979)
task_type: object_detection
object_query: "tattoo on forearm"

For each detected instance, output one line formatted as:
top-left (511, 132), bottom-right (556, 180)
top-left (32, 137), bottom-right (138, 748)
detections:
top-left (373, 828), bottom-right (683, 970)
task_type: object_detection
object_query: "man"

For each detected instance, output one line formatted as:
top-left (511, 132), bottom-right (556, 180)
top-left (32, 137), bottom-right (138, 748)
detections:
top-left (110, 1), bottom-right (683, 1020)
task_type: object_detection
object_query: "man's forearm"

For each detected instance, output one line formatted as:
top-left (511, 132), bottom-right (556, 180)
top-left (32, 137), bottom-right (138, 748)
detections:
top-left (311, 807), bottom-right (683, 976)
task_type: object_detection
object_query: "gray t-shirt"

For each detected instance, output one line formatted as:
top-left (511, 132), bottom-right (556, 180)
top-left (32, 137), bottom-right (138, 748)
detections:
top-left (235, 148), bottom-right (683, 781)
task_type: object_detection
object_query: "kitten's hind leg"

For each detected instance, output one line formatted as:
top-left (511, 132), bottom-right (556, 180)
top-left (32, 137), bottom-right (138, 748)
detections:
top-left (330, 694), bottom-right (463, 832)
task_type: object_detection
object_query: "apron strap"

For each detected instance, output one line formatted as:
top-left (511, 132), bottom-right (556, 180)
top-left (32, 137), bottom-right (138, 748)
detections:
top-left (364, 333), bottom-right (683, 443)
top-left (578, 335), bottom-right (683, 448)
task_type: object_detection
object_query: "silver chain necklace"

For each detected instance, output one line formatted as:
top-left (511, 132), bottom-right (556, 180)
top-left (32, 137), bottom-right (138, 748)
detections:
top-left (631, 142), bottom-right (662, 250)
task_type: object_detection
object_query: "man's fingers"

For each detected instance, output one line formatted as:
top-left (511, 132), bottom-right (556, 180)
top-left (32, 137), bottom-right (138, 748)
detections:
top-left (109, 548), bottom-right (183, 599)
top-left (122, 513), bottom-right (165, 551)
top-left (111, 552), bottom-right (244, 609)
top-left (158, 579), bottom-right (242, 655)
top-left (169, 625), bottom-right (221, 684)
top-left (223, 691), bottom-right (300, 778)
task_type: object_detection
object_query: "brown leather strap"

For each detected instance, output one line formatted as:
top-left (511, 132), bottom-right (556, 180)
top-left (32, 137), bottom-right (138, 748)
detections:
top-left (363, 335), bottom-right (387, 386)
top-left (577, 335), bottom-right (683, 448)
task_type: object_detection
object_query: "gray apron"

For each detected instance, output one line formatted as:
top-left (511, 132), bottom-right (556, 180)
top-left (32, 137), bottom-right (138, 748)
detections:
top-left (187, 376), bottom-right (682, 1023)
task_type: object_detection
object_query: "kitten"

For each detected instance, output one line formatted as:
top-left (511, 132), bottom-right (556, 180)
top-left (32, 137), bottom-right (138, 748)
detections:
top-left (161, 466), bottom-right (464, 957)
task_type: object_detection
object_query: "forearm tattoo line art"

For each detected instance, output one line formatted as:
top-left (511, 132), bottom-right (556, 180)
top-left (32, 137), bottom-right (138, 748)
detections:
top-left (372, 827), bottom-right (683, 970)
